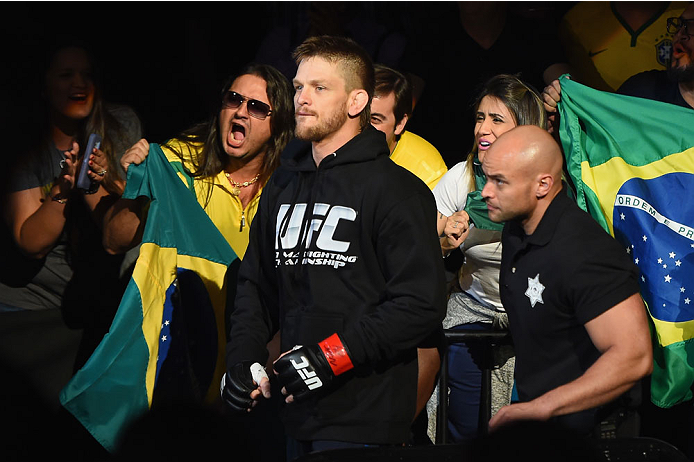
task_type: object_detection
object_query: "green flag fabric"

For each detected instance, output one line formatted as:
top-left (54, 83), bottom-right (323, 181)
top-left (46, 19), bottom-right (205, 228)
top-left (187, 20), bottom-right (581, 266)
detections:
top-left (557, 75), bottom-right (694, 408)
top-left (59, 144), bottom-right (237, 452)
top-left (464, 155), bottom-right (504, 232)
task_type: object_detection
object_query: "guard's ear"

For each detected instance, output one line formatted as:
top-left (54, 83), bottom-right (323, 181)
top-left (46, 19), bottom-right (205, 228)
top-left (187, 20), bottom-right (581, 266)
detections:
top-left (394, 114), bottom-right (409, 136)
top-left (348, 89), bottom-right (369, 117)
top-left (536, 173), bottom-right (554, 199)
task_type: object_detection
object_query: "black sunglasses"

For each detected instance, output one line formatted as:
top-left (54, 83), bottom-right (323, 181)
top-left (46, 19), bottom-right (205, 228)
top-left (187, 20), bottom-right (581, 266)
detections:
top-left (667, 17), bottom-right (694, 37)
top-left (222, 91), bottom-right (273, 120)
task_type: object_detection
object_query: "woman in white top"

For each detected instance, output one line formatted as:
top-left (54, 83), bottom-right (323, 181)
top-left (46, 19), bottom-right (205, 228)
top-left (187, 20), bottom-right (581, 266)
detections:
top-left (429, 74), bottom-right (547, 442)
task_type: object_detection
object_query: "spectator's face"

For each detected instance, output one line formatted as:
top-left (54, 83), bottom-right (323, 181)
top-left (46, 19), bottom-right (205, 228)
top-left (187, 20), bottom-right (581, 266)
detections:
top-left (670, 4), bottom-right (694, 78)
top-left (218, 74), bottom-right (273, 162)
top-left (474, 96), bottom-right (516, 162)
top-left (293, 57), bottom-right (349, 142)
top-left (370, 91), bottom-right (407, 153)
top-left (44, 47), bottom-right (95, 122)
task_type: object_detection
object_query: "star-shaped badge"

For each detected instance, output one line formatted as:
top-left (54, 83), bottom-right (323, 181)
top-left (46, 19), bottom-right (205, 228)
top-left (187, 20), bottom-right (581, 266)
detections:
top-left (525, 273), bottom-right (545, 308)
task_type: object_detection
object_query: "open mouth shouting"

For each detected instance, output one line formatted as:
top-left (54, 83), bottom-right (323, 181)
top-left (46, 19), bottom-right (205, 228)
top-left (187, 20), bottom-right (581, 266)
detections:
top-left (228, 123), bottom-right (246, 148)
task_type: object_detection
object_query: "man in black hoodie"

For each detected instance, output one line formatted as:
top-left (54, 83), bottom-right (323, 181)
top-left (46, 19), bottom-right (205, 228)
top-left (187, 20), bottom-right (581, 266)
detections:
top-left (221, 35), bottom-right (447, 457)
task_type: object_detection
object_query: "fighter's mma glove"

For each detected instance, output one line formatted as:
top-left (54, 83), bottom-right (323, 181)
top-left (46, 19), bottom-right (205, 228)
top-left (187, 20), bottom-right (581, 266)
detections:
top-left (274, 333), bottom-right (354, 403)
top-left (220, 361), bottom-right (268, 412)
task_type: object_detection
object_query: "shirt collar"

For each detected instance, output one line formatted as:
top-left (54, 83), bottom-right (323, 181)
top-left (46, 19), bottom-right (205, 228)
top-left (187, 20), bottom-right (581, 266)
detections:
top-left (507, 184), bottom-right (572, 248)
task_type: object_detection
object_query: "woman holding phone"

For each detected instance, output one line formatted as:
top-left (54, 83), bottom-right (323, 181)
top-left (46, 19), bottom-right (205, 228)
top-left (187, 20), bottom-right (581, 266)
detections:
top-left (0, 36), bottom-right (142, 428)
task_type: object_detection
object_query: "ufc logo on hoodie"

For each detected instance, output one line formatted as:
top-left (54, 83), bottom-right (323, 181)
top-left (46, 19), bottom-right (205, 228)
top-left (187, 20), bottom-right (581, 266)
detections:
top-left (275, 203), bottom-right (359, 268)
top-left (291, 356), bottom-right (323, 390)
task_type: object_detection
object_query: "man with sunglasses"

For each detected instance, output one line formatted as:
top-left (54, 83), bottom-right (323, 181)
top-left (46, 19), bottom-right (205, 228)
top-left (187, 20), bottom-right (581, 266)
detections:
top-left (99, 62), bottom-right (293, 398)
top-left (87, 63), bottom-right (294, 458)
top-left (102, 63), bottom-right (294, 259)
top-left (222, 36), bottom-right (446, 457)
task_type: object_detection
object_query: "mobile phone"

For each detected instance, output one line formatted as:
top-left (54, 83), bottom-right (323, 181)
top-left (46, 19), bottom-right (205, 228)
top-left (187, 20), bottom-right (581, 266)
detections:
top-left (76, 133), bottom-right (102, 192)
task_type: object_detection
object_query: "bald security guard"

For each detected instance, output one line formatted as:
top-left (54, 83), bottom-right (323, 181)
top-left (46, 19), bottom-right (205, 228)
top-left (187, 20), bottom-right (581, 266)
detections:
top-left (481, 125), bottom-right (652, 436)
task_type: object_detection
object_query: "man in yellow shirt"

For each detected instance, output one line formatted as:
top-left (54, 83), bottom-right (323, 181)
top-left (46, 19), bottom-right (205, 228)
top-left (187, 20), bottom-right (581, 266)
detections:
top-left (560, 1), bottom-right (687, 91)
top-left (101, 63), bottom-right (295, 259)
top-left (370, 64), bottom-right (448, 190)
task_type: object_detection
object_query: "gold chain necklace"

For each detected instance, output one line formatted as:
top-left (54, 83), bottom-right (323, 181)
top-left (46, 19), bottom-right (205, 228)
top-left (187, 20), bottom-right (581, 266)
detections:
top-left (225, 172), bottom-right (260, 196)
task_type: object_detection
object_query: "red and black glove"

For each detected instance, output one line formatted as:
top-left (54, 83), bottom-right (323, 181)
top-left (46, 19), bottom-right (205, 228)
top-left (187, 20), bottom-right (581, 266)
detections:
top-left (274, 333), bottom-right (354, 402)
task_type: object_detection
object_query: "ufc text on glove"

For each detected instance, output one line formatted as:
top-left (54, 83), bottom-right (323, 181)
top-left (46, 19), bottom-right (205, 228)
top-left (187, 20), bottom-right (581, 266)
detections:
top-left (274, 333), bottom-right (354, 402)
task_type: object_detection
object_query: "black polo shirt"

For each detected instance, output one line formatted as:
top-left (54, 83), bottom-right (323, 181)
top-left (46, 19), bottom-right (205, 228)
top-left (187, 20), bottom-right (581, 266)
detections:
top-left (500, 188), bottom-right (640, 418)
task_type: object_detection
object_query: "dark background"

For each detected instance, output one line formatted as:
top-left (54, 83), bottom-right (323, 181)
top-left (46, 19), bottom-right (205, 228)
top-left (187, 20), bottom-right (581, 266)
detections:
top-left (1, 1), bottom-right (574, 145)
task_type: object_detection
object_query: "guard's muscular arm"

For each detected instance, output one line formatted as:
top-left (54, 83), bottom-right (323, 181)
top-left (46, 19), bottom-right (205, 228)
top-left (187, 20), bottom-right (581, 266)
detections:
top-left (488, 292), bottom-right (652, 430)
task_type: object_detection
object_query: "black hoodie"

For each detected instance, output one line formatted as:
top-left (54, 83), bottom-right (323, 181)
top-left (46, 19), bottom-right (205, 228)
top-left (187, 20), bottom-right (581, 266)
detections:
top-left (226, 125), bottom-right (447, 444)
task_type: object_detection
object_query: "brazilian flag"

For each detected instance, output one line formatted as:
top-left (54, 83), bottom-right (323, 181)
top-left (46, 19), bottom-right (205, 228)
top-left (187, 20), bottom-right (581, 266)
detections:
top-left (557, 75), bottom-right (694, 408)
top-left (59, 144), bottom-right (237, 452)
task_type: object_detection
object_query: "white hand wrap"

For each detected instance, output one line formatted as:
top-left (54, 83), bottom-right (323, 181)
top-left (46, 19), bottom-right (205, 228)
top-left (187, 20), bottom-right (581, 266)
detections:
top-left (250, 362), bottom-right (268, 386)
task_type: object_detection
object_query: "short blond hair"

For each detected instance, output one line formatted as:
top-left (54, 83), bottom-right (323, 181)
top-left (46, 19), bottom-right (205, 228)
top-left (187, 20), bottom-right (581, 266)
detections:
top-left (292, 35), bottom-right (374, 129)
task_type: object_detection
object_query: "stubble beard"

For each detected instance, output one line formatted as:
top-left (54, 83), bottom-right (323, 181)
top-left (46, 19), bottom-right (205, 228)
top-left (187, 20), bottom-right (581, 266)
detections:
top-left (668, 59), bottom-right (694, 83)
top-left (295, 101), bottom-right (349, 142)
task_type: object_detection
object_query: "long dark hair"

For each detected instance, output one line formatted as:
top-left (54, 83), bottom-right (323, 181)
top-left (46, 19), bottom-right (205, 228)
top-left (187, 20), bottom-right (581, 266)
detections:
top-left (164, 63), bottom-right (295, 204)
